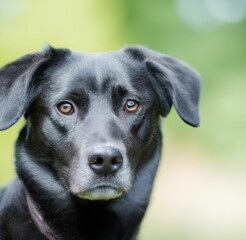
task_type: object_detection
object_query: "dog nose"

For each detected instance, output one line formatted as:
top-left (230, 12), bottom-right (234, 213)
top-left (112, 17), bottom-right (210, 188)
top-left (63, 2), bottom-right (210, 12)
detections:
top-left (88, 148), bottom-right (123, 175)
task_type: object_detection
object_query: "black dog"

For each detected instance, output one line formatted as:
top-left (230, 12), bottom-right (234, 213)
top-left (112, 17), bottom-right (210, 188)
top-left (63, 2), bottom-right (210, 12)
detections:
top-left (0, 46), bottom-right (200, 240)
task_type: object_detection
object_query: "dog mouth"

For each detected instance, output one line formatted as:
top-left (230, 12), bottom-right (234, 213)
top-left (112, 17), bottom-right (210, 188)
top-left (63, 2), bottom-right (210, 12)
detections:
top-left (74, 184), bottom-right (127, 201)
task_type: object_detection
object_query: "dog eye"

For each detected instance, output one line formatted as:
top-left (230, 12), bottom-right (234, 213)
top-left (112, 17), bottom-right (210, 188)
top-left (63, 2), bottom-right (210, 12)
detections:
top-left (125, 100), bottom-right (139, 112)
top-left (57, 102), bottom-right (74, 115)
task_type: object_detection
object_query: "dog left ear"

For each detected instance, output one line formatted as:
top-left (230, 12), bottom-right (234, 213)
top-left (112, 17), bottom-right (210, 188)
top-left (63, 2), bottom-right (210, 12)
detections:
top-left (124, 46), bottom-right (201, 127)
top-left (0, 46), bottom-right (54, 130)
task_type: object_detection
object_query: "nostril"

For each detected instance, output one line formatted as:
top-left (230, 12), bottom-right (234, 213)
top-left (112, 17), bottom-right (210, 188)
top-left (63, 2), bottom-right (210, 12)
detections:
top-left (97, 157), bottom-right (103, 165)
top-left (89, 155), bottom-right (103, 165)
top-left (111, 157), bottom-right (122, 173)
top-left (95, 157), bottom-right (103, 165)
top-left (112, 157), bottom-right (122, 165)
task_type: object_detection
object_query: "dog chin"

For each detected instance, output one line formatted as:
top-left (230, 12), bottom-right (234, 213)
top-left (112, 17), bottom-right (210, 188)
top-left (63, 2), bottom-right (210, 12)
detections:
top-left (75, 186), bottom-right (125, 201)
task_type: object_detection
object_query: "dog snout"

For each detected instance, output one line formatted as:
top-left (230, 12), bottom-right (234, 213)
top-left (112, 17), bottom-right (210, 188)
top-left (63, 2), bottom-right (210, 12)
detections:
top-left (88, 147), bottom-right (123, 175)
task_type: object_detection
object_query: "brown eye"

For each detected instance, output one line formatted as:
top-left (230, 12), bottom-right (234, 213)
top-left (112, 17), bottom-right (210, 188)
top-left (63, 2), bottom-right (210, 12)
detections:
top-left (125, 100), bottom-right (139, 112)
top-left (57, 102), bottom-right (74, 115)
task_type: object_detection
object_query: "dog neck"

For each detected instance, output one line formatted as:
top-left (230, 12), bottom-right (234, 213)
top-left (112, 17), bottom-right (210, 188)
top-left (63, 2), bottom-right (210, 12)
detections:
top-left (25, 191), bottom-right (58, 240)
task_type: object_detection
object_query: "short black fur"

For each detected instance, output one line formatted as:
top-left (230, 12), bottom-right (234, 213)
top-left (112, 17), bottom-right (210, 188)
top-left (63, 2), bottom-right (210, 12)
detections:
top-left (0, 46), bottom-right (201, 240)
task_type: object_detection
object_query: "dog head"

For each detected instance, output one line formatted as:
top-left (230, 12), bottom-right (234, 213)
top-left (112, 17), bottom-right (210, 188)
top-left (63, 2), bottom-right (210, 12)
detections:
top-left (0, 46), bottom-right (201, 201)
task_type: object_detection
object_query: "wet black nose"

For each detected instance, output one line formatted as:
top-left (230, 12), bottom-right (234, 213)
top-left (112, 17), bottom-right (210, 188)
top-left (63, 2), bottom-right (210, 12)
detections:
top-left (88, 148), bottom-right (123, 175)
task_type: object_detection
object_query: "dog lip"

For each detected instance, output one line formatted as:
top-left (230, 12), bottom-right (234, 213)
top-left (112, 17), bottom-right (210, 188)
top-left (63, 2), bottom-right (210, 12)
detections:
top-left (74, 184), bottom-right (126, 201)
top-left (89, 184), bottom-right (120, 190)
top-left (84, 184), bottom-right (127, 194)
top-left (71, 183), bottom-right (126, 195)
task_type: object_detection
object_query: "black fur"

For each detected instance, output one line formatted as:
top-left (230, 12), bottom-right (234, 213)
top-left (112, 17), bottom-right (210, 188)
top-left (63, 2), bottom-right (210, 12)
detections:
top-left (0, 46), bottom-right (201, 240)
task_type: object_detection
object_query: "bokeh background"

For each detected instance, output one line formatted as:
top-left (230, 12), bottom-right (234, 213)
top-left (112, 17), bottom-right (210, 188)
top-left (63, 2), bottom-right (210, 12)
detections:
top-left (0, 0), bottom-right (246, 239)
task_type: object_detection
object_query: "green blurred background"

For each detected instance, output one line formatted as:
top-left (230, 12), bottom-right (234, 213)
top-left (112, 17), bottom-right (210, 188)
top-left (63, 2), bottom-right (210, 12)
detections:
top-left (0, 0), bottom-right (246, 239)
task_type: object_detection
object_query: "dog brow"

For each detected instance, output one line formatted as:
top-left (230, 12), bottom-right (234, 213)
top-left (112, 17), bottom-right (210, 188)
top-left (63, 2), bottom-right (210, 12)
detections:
top-left (101, 77), bottom-right (112, 93)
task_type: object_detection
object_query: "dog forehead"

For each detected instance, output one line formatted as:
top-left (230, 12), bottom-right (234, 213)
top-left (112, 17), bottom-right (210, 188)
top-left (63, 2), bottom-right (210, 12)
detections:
top-left (50, 50), bottom-right (136, 91)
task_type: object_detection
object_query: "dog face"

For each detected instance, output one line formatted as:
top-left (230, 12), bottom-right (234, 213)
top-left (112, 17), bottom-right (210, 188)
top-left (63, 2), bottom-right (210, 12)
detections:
top-left (0, 46), bottom-right (201, 201)
top-left (27, 51), bottom-right (161, 201)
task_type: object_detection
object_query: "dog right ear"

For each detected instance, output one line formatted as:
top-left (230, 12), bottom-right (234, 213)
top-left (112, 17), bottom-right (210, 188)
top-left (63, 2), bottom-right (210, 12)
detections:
top-left (0, 46), bottom-right (54, 130)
